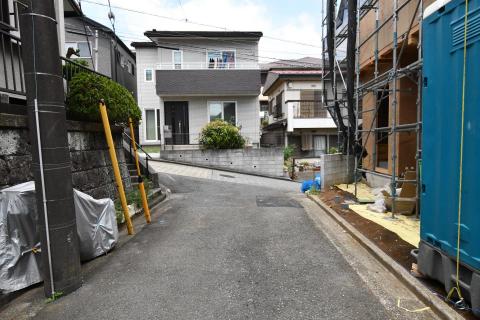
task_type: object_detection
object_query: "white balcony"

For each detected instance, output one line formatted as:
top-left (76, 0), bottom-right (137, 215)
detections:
top-left (156, 62), bottom-right (259, 70)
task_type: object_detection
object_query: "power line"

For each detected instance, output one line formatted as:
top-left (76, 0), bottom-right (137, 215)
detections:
top-left (80, 0), bottom-right (323, 49)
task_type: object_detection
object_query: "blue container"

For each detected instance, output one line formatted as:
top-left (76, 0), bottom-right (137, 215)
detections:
top-left (422, 0), bottom-right (480, 271)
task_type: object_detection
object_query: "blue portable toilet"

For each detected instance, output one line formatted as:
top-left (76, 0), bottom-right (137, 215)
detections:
top-left (419, 0), bottom-right (480, 313)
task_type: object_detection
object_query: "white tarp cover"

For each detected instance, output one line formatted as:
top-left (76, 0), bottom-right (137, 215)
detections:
top-left (73, 189), bottom-right (118, 261)
top-left (0, 182), bottom-right (118, 293)
top-left (0, 182), bottom-right (42, 293)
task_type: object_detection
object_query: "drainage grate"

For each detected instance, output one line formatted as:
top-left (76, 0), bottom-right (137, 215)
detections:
top-left (219, 174), bottom-right (235, 179)
top-left (256, 196), bottom-right (303, 208)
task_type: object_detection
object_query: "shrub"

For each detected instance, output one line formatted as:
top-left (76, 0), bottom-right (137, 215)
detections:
top-left (328, 146), bottom-right (339, 154)
top-left (283, 144), bottom-right (295, 160)
top-left (66, 72), bottom-right (141, 124)
top-left (199, 120), bottom-right (245, 149)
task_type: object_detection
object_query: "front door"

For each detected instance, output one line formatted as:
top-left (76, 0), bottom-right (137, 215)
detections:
top-left (164, 101), bottom-right (189, 145)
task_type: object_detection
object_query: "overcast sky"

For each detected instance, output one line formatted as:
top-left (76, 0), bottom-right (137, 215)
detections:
top-left (80, 0), bottom-right (325, 62)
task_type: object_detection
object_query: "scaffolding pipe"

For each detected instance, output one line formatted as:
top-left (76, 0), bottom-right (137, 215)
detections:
top-left (346, 0), bottom-right (358, 132)
top-left (326, 0), bottom-right (347, 151)
top-left (415, 0), bottom-right (423, 219)
top-left (390, 0), bottom-right (399, 218)
top-left (354, 0), bottom-right (361, 198)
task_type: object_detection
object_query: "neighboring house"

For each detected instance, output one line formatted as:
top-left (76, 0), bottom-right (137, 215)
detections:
top-left (260, 58), bottom-right (345, 157)
top-left (0, 0), bottom-right (135, 116)
top-left (132, 31), bottom-right (263, 148)
top-left (64, 15), bottom-right (136, 96)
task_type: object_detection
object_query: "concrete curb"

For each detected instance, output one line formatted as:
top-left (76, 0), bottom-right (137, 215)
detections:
top-left (307, 194), bottom-right (463, 320)
top-left (148, 158), bottom-right (294, 182)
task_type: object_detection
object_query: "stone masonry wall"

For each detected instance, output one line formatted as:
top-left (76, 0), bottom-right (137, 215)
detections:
top-left (0, 113), bottom-right (132, 199)
top-left (320, 154), bottom-right (354, 189)
top-left (160, 148), bottom-right (284, 177)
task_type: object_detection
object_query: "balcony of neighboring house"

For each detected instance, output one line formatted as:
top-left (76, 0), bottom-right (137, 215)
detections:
top-left (287, 100), bottom-right (336, 132)
top-left (0, 0), bottom-right (26, 114)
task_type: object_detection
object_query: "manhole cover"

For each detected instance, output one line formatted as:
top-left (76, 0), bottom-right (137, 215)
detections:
top-left (256, 196), bottom-right (303, 208)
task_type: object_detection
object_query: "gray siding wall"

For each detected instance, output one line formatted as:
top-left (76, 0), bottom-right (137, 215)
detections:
top-left (156, 69), bottom-right (260, 95)
top-left (161, 95), bottom-right (260, 145)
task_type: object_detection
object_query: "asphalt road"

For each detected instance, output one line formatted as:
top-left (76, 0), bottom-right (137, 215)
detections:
top-left (31, 172), bottom-right (417, 320)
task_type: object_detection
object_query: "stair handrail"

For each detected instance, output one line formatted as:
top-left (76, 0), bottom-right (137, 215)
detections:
top-left (122, 131), bottom-right (153, 160)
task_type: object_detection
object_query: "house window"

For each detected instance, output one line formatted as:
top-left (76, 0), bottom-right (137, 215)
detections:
top-left (65, 42), bottom-right (92, 58)
top-left (173, 50), bottom-right (182, 69)
top-left (208, 101), bottom-right (237, 124)
top-left (274, 91), bottom-right (283, 118)
top-left (145, 69), bottom-right (153, 82)
top-left (207, 50), bottom-right (235, 69)
top-left (313, 135), bottom-right (327, 156)
top-left (145, 109), bottom-right (157, 141)
top-left (0, 0), bottom-right (11, 29)
top-left (128, 61), bottom-right (135, 75)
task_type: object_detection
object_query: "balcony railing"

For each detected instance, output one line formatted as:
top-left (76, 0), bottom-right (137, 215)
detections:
top-left (0, 29), bottom-right (24, 96)
top-left (61, 57), bottom-right (110, 94)
top-left (291, 100), bottom-right (328, 119)
top-left (156, 62), bottom-right (259, 70)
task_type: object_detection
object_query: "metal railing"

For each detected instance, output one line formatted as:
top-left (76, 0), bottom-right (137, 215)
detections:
top-left (0, 28), bottom-right (24, 96)
top-left (61, 57), bottom-right (110, 94)
top-left (155, 62), bottom-right (259, 70)
top-left (123, 131), bottom-right (153, 178)
top-left (291, 100), bottom-right (328, 119)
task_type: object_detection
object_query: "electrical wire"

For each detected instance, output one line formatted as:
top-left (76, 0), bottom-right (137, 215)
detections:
top-left (80, 0), bottom-right (323, 49)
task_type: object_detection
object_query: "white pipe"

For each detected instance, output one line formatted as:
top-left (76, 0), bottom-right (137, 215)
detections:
top-left (34, 98), bottom-right (55, 295)
top-left (94, 29), bottom-right (99, 71)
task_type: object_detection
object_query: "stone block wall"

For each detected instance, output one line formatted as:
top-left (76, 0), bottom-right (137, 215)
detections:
top-left (319, 154), bottom-right (354, 189)
top-left (159, 148), bottom-right (284, 177)
top-left (0, 113), bottom-right (131, 199)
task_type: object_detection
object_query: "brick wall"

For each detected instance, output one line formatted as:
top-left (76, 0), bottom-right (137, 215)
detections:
top-left (159, 148), bottom-right (284, 177)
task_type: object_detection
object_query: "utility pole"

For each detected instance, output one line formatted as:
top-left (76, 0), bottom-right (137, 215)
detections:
top-left (19, 0), bottom-right (82, 297)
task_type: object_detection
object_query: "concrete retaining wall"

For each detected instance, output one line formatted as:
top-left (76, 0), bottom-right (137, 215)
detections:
top-left (159, 148), bottom-right (284, 177)
top-left (319, 154), bottom-right (354, 189)
top-left (0, 113), bottom-right (132, 200)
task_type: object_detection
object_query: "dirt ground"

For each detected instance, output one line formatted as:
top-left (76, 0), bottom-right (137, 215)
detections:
top-left (318, 187), bottom-right (416, 270)
top-left (316, 187), bottom-right (477, 320)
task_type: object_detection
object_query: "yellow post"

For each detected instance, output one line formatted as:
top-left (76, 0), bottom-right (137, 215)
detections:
top-left (99, 100), bottom-right (134, 235)
top-left (128, 117), bottom-right (151, 223)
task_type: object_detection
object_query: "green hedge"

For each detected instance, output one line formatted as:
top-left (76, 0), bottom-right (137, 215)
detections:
top-left (199, 120), bottom-right (245, 149)
top-left (66, 72), bottom-right (141, 124)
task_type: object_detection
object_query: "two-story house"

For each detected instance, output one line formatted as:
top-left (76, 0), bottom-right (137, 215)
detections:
top-left (64, 15), bottom-right (137, 96)
top-left (261, 62), bottom-right (345, 157)
top-left (132, 31), bottom-right (263, 148)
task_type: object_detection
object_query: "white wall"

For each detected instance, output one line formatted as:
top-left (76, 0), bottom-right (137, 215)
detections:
top-left (162, 96), bottom-right (260, 145)
top-left (151, 38), bottom-right (259, 68)
top-left (136, 48), bottom-right (161, 144)
top-left (136, 37), bottom-right (261, 146)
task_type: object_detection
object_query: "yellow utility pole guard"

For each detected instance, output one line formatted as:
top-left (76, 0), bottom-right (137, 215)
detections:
top-left (99, 100), bottom-right (134, 235)
top-left (128, 117), bottom-right (151, 223)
